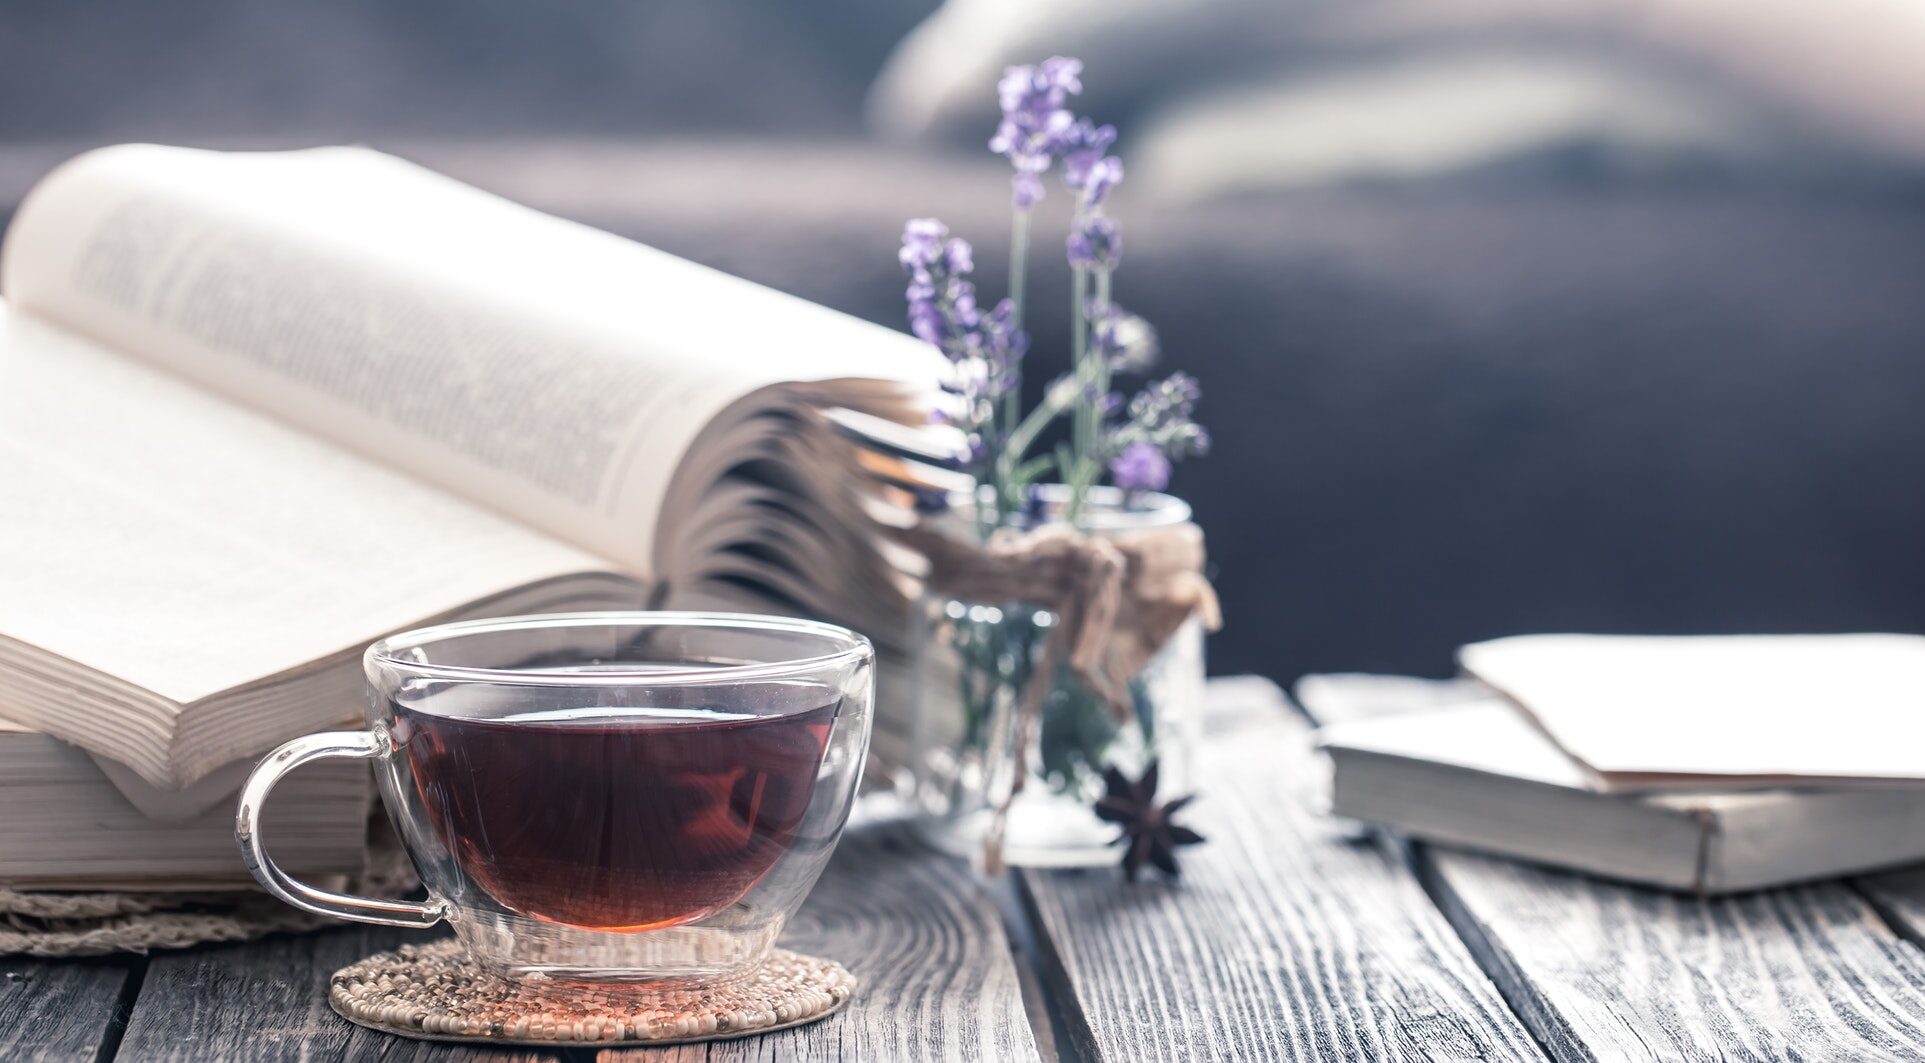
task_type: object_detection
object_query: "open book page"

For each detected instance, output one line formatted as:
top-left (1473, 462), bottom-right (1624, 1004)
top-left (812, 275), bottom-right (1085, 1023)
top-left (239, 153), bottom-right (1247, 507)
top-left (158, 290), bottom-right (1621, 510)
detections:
top-left (0, 144), bottom-right (947, 576)
top-left (1459, 634), bottom-right (1925, 789)
top-left (0, 306), bottom-right (614, 783)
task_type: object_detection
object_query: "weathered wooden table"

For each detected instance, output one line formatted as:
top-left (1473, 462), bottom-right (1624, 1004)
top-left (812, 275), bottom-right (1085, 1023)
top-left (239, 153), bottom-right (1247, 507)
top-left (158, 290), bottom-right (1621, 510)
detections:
top-left (12, 676), bottom-right (1925, 1061)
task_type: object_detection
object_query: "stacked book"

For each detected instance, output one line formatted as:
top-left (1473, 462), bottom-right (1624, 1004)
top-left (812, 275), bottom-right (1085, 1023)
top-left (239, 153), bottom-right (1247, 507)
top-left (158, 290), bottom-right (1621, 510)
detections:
top-left (1306, 634), bottom-right (1925, 893)
top-left (0, 144), bottom-right (952, 891)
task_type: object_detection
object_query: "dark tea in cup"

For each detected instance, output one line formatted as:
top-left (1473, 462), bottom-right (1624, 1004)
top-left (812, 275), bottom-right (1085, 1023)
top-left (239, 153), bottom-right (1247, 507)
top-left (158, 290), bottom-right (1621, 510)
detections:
top-left (391, 681), bottom-right (841, 931)
top-left (242, 612), bottom-right (872, 984)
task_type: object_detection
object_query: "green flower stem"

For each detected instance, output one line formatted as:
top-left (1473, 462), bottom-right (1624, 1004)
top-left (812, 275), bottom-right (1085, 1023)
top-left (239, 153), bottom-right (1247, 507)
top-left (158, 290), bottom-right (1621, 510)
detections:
top-left (1003, 376), bottom-right (1072, 472)
top-left (1066, 262), bottom-right (1092, 523)
top-left (1003, 209), bottom-right (1030, 436)
top-left (1092, 266), bottom-right (1113, 378)
top-left (976, 208), bottom-right (1032, 522)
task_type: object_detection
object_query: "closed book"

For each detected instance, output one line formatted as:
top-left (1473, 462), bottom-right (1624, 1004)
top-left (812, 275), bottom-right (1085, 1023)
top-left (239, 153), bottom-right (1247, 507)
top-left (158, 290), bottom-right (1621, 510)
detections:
top-left (1302, 674), bottom-right (1925, 894)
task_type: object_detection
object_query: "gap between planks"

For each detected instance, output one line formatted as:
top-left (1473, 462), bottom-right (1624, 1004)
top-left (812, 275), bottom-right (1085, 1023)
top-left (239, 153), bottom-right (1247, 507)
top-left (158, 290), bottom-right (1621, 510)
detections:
top-left (0, 951), bottom-right (145, 1063)
top-left (1299, 677), bottom-right (1925, 1063)
top-left (107, 821), bottom-right (1042, 1063)
top-left (1017, 678), bottom-right (1544, 1062)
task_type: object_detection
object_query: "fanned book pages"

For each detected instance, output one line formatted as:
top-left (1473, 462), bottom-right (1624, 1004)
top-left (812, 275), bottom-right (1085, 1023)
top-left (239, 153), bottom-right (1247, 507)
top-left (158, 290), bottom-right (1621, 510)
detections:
top-left (1303, 674), bottom-right (1925, 894)
top-left (0, 144), bottom-right (951, 804)
top-left (1458, 634), bottom-right (1925, 791)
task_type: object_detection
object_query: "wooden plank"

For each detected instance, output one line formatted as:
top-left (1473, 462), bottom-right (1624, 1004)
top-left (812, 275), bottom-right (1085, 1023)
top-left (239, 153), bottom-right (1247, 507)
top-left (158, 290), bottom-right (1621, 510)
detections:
top-left (117, 820), bottom-right (1038, 1062)
top-left (1854, 865), bottom-right (1925, 950)
top-left (602, 823), bottom-right (1041, 1062)
top-left (0, 953), bottom-right (138, 1062)
top-left (1020, 677), bottom-right (1544, 1062)
top-left (1296, 674), bottom-right (1925, 1061)
top-left (117, 923), bottom-right (552, 1062)
top-left (1428, 851), bottom-right (1925, 1061)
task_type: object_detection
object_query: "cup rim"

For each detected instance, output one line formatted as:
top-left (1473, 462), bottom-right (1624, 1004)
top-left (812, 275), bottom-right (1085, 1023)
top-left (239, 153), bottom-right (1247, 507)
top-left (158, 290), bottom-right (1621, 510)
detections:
top-left (364, 611), bottom-right (873, 687)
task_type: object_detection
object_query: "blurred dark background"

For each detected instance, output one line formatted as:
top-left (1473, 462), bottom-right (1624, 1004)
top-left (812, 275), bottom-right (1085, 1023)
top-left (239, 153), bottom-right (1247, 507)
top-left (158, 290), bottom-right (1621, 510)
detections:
top-left (5, 0), bottom-right (1924, 681)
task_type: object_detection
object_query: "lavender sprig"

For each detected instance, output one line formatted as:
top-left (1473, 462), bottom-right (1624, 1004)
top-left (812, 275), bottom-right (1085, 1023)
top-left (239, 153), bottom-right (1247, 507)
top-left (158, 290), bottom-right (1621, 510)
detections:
top-left (991, 58), bottom-right (1089, 471)
top-left (901, 57), bottom-right (1205, 532)
top-left (1059, 119), bottom-right (1116, 190)
top-left (1109, 441), bottom-right (1171, 493)
top-left (1063, 149), bottom-right (1125, 522)
top-left (899, 219), bottom-right (981, 361)
top-left (902, 219), bottom-right (1028, 493)
top-left (1104, 371), bottom-right (1210, 494)
top-left (1067, 215), bottom-right (1122, 271)
top-left (990, 57), bottom-right (1083, 208)
top-left (1089, 304), bottom-right (1157, 373)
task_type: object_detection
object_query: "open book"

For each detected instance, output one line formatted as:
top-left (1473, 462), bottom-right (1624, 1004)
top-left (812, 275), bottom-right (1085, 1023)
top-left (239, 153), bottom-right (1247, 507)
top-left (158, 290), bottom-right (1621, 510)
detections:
top-left (1459, 634), bottom-right (1925, 791)
top-left (0, 144), bottom-right (948, 796)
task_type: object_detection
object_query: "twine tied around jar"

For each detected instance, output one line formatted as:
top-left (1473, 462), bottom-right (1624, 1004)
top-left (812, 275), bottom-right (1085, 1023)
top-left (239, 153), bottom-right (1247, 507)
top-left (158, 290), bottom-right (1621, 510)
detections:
top-left (898, 519), bottom-right (1222, 873)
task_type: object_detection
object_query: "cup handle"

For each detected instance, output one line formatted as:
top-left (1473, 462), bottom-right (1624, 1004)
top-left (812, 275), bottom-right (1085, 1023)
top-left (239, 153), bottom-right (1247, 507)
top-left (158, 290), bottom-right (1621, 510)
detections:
top-left (236, 729), bottom-right (445, 928)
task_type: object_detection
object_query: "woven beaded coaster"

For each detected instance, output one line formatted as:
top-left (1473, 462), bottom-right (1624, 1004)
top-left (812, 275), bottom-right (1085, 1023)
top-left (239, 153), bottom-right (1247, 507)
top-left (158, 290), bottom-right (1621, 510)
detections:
top-left (329, 940), bottom-right (855, 1046)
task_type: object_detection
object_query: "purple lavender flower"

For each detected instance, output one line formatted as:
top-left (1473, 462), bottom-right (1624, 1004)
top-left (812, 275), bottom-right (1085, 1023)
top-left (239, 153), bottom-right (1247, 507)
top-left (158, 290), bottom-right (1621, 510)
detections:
top-left (1060, 119), bottom-right (1118, 190)
top-left (1140, 372), bottom-right (1203, 417)
top-left (1067, 215), bottom-right (1123, 271)
top-left (981, 297), bottom-right (1029, 396)
top-left (990, 57), bottom-right (1084, 205)
top-left (996, 57), bottom-right (1082, 127)
top-left (909, 299), bottom-right (945, 346)
top-left (952, 282), bottom-right (981, 329)
top-left (1089, 304), bottom-right (1158, 372)
top-left (1081, 156), bottom-right (1124, 207)
top-left (899, 219), bottom-right (1031, 478)
top-left (1104, 371), bottom-right (1208, 479)
top-left (945, 237), bottom-right (975, 274)
top-left (1012, 172), bottom-right (1045, 209)
top-left (900, 219), bottom-right (984, 361)
top-left (1110, 441), bottom-right (1171, 493)
top-left (895, 57), bottom-right (1207, 509)
top-left (900, 218), bottom-right (948, 271)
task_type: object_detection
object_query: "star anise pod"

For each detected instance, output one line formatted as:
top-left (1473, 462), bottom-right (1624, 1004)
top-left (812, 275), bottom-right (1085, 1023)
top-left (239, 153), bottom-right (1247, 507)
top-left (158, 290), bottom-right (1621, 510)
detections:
top-left (1094, 759), bottom-right (1205, 881)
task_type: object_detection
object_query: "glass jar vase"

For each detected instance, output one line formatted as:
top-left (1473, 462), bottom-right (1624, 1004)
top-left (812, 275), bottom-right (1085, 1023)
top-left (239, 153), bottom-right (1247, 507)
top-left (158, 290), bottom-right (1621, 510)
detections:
top-left (907, 486), bottom-right (1206, 868)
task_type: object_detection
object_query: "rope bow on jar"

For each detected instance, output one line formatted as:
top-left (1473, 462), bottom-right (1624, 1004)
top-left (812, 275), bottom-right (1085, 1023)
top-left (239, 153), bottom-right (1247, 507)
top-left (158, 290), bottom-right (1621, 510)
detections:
top-left (898, 519), bottom-right (1222, 873)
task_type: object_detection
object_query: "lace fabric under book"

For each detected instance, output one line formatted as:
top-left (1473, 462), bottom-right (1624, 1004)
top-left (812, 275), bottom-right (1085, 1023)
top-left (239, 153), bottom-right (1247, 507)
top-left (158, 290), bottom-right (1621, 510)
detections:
top-left (0, 818), bottom-right (417, 958)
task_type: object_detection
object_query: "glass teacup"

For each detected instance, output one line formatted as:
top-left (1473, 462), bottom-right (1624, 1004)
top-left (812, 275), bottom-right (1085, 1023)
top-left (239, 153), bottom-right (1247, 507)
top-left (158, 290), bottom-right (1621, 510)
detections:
top-left (237, 612), bottom-right (873, 985)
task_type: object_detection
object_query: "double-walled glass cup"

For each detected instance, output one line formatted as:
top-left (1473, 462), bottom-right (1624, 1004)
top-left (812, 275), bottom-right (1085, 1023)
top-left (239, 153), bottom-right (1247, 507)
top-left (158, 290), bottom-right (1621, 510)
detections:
top-left (237, 612), bottom-right (873, 985)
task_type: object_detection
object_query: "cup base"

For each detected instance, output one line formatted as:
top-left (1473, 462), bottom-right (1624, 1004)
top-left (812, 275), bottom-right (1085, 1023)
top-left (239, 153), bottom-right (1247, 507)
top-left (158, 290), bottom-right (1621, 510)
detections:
top-left (451, 908), bottom-right (782, 986)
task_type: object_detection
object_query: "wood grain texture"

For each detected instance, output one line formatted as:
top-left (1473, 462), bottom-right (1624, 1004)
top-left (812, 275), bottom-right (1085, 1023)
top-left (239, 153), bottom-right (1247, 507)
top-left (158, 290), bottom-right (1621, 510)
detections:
top-left (1020, 678), bottom-right (1544, 1062)
top-left (1859, 866), bottom-right (1925, 950)
top-left (112, 821), bottom-right (1037, 1062)
top-left (1296, 673), bottom-right (1925, 1062)
top-left (1426, 850), bottom-right (1925, 1062)
top-left (0, 954), bottom-right (137, 1062)
top-left (600, 823), bottom-right (1041, 1062)
top-left (118, 923), bottom-right (545, 1063)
